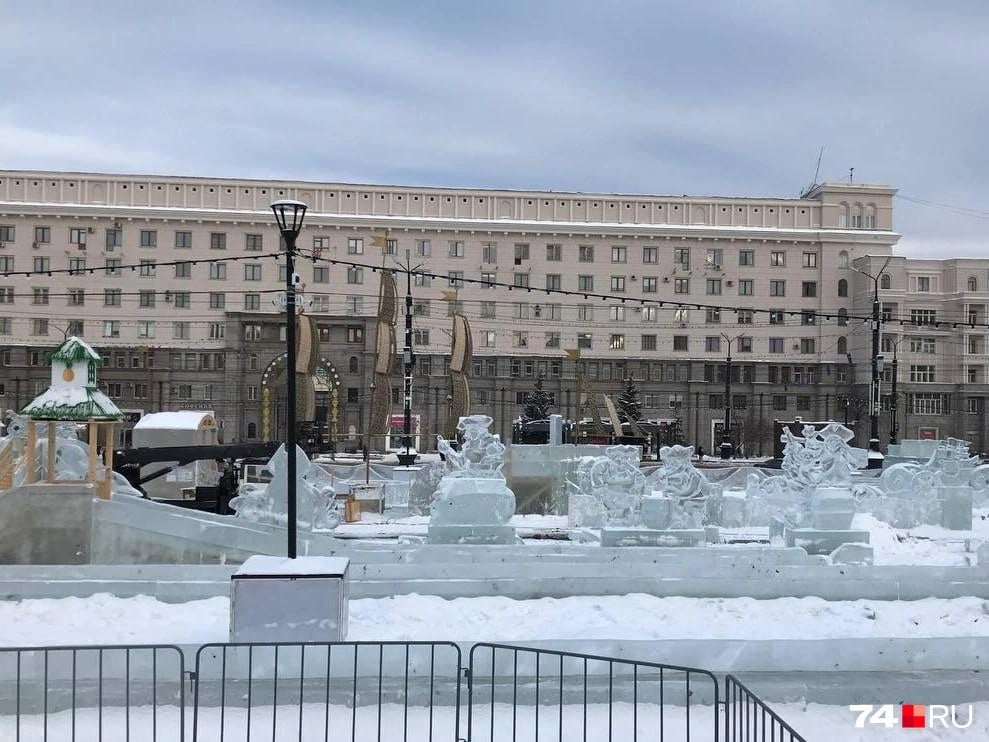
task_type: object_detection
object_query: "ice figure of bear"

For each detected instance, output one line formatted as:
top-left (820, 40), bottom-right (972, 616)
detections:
top-left (649, 444), bottom-right (707, 499)
top-left (436, 414), bottom-right (506, 479)
top-left (589, 444), bottom-right (645, 526)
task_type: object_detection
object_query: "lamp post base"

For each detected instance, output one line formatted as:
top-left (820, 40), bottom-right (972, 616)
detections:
top-left (397, 452), bottom-right (418, 466)
top-left (719, 442), bottom-right (733, 460)
top-left (867, 439), bottom-right (884, 469)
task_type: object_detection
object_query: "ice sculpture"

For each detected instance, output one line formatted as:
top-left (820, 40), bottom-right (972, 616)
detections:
top-left (428, 415), bottom-right (517, 544)
top-left (777, 423), bottom-right (871, 554)
top-left (230, 444), bottom-right (341, 531)
top-left (880, 437), bottom-right (984, 529)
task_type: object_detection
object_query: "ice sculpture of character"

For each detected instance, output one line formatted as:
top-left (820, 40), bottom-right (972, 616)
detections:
top-left (429, 415), bottom-right (516, 538)
top-left (587, 445), bottom-right (646, 526)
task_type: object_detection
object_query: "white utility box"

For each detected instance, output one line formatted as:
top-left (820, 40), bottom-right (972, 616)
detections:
top-left (230, 555), bottom-right (349, 642)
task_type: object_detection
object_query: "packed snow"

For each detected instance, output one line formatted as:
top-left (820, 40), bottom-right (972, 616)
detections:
top-left (2, 593), bottom-right (988, 647)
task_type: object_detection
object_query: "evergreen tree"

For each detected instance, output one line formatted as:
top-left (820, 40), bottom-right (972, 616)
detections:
top-left (617, 376), bottom-right (642, 422)
top-left (522, 373), bottom-right (553, 421)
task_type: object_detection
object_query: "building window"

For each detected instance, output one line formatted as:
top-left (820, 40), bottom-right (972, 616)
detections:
top-left (911, 393), bottom-right (947, 415)
top-left (802, 281), bottom-right (817, 298)
top-left (674, 248), bottom-right (690, 269)
top-left (738, 279), bottom-right (753, 296)
top-left (706, 279), bottom-right (722, 295)
top-left (796, 396), bottom-right (811, 411)
top-left (34, 225), bottom-right (51, 244)
top-left (737, 309), bottom-right (753, 325)
top-left (242, 233), bottom-right (262, 252)
top-left (737, 337), bottom-right (753, 353)
top-left (140, 229), bottom-right (157, 248)
top-left (802, 252), bottom-right (818, 268)
top-left (384, 238), bottom-right (397, 255)
top-left (837, 278), bottom-right (848, 297)
top-left (68, 288), bottom-right (85, 306)
top-left (769, 280), bottom-right (786, 297)
top-left (139, 290), bottom-right (156, 308)
top-left (173, 322), bottom-right (191, 340)
top-left (910, 309), bottom-right (937, 326)
top-left (611, 246), bottom-right (627, 263)
top-left (611, 276), bottom-right (626, 292)
top-left (244, 294), bottom-right (261, 311)
top-left (772, 395), bottom-right (787, 411)
top-left (514, 243), bottom-right (530, 262)
top-left (348, 238), bottom-right (364, 255)
top-left (642, 246), bottom-right (658, 264)
top-left (173, 291), bottom-right (190, 309)
top-left (672, 278), bottom-right (689, 294)
top-left (641, 277), bottom-right (658, 293)
top-left (609, 306), bottom-right (625, 322)
top-left (347, 267), bottom-right (364, 284)
top-left (417, 239), bottom-right (432, 257)
top-left (414, 273), bottom-right (432, 287)
top-left (244, 324), bottom-right (262, 341)
top-left (513, 331), bottom-right (528, 348)
top-left (705, 249), bottom-right (723, 268)
top-left (880, 274), bottom-right (892, 290)
top-left (546, 243), bottom-right (562, 261)
top-left (546, 274), bottom-right (562, 291)
top-left (916, 276), bottom-right (931, 292)
top-left (103, 289), bottom-right (120, 306)
top-left (705, 336), bottom-right (721, 352)
top-left (910, 365), bottom-right (936, 383)
top-left (208, 232), bottom-right (226, 250)
top-left (770, 251), bottom-right (785, 267)
top-left (448, 240), bottom-right (464, 258)
top-left (609, 334), bottom-right (625, 350)
top-left (480, 301), bottom-right (495, 319)
top-left (800, 311), bottom-right (815, 326)
top-left (641, 334), bottom-right (657, 351)
top-left (578, 245), bottom-right (594, 263)
top-left (705, 308), bottom-right (721, 324)
top-left (347, 326), bottom-right (364, 343)
top-left (69, 227), bottom-right (87, 245)
top-left (800, 338), bottom-right (815, 354)
top-left (673, 335), bottom-right (688, 351)
top-left (68, 257), bottom-right (86, 275)
top-left (910, 336), bottom-right (936, 354)
top-left (769, 337), bottom-right (784, 353)
top-left (738, 249), bottom-right (754, 266)
top-left (33, 256), bottom-right (50, 273)
top-left (32, 318), bottom-right (49, 336)
top-left (313, 266), bottom-right (329, 283)
top-left (577, 333), bottom-right (592, 349)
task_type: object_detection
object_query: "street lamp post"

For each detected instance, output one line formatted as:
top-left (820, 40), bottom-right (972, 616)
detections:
top-left (850, 257), bottom-right (890, 469)
top-left (889, 339), bottom-right (901, 445)
top-left (271, 199), bottom-right (307, 559)
top-left (720, 333), bottom-right (745, 459)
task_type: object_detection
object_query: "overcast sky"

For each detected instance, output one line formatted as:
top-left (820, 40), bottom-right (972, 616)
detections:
top-left (1, 1), bottom-right (986, 257)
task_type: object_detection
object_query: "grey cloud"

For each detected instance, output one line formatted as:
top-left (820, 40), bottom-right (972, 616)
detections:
top-left (1, 0), bottom-right (986, 256)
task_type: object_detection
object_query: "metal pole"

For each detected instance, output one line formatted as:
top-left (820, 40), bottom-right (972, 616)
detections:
top-left (284, 233), bottom-right (298, 558)
top-left (868, 274), bottom-right (883, 467)
top-left (396, 250), bottom-right (417, 466)
top-left (721, 338), bottom-right (733, 459)
top-left (890, 347), bottom-right (899, 445)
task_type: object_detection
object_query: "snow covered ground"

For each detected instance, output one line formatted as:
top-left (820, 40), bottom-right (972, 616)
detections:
top-left (2, 592), bottom-right (987, 647)
top-left (3, 701), bottom-right (986, 741)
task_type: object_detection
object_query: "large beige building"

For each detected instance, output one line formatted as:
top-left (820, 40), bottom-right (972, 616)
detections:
top-left (0, 169), bottom-right (938, 453)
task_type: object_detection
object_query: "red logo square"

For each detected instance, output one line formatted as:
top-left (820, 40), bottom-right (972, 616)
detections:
top-left (902, 704), bottom-right (926, 728)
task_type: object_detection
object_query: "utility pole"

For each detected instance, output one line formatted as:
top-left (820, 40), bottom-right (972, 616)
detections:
top-left (851, 257), bottom-right (890, 469)
top-left (721, 334), bottom-right (733, 459)
top-left (889, 342), bottom-right (899, 445)
top-left (398, 249), bottom-right (418, 466)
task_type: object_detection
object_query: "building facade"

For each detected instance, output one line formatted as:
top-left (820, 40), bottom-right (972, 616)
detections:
top-left (0, 170), bottom-right (908, 452)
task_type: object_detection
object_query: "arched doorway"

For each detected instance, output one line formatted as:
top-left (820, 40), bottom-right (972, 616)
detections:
top-left (260, 353), bottom-right (341, 444)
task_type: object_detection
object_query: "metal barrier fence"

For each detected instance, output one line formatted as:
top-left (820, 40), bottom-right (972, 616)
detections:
top-left (0, 642), bottom-right (809, 741)
top-left (467, 643), bottom-right (721, 742)
top-left (0, 644), bottom-right (186, 742)
top-left (724, 675), bottom-right (807, 742)
top-left (191, 641), bottom-right (462, 742)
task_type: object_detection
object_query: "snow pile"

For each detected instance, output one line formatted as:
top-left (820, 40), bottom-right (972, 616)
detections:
top-left (3, 593), bottom-right (989, 647)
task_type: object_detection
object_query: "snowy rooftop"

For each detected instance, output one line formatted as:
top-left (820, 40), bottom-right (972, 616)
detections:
top-left (134, 411), bottom-right (216, 431)
top-left (21, 385), bottom-right (121, 421)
